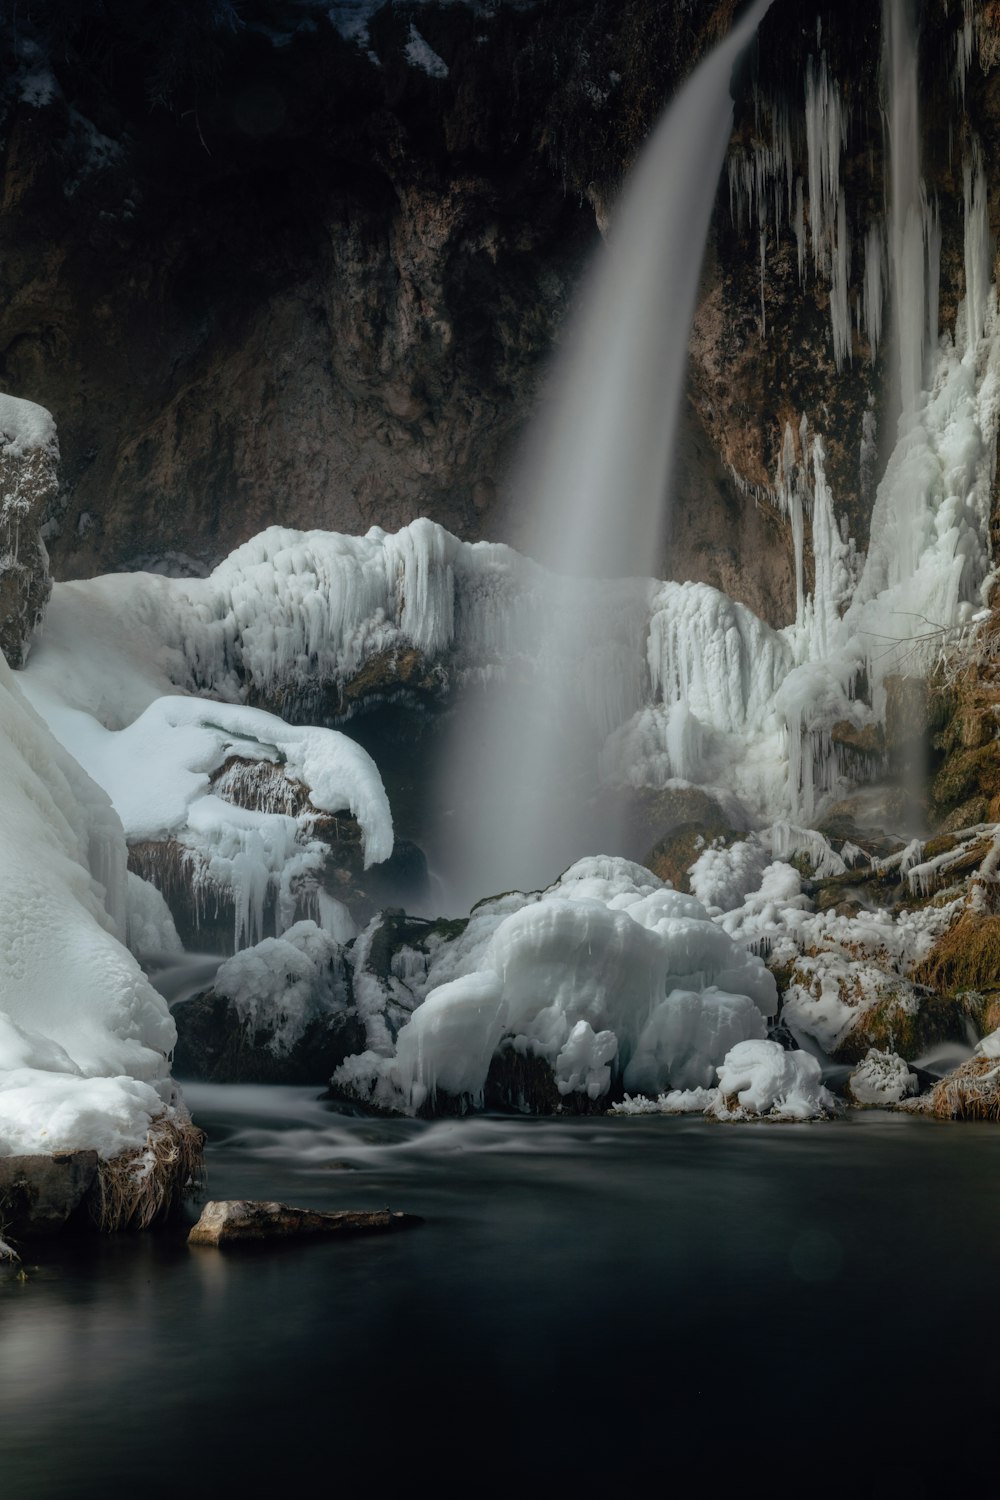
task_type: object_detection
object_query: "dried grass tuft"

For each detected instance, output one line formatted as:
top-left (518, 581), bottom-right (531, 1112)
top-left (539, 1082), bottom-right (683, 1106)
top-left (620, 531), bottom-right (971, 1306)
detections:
top-left (90, 1114), bottom-right (205, 1233)
top-left (930, 1056), bottom-right (1000, 1121)
top-left (912, 911), bottom-right (1000, 996)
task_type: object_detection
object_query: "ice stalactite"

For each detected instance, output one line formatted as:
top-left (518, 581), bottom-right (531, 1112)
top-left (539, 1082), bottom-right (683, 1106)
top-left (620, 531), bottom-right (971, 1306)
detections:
top-left (954, 0), bottom-right (980, 101)
top-left (793, 177), bottom-right (806, 283)
top-left (727, 91), bottom-right (795, 235)
top-left (730, 50), bottom-right (856, 366)
top-left (862, 220), bottom-right (887, 363)
top-left (776, 421), bottom-right (806, 626)
top-left (803, 438), bottom-right (854, 662)
top-left (830, 189), bottom-right (853, 369)
top-left (759, 228), bottom-right (768, 338)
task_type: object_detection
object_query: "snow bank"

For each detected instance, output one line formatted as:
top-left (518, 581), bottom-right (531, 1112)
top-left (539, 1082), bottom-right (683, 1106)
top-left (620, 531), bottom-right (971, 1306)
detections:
top-left (332, 856), bottom-right (777, 1113)
top-left (0, 657), bottom-right (176, 1158)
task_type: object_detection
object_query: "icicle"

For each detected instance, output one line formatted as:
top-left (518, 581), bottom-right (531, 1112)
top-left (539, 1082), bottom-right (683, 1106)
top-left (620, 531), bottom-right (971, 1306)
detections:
top-left (862, 220), bottom-right (886, 362)
top-left (793, 178), bottom-right (806, 283)
top-left (808, 437), bottom-right (848, 660)
top-left (759, 228), bottom-right (768, 339)
top-left (830, 189), bottom-right (852, 369)
top-left (804, 54), bottom-right (845, 277)
top-left (925, 191), bottom-right (942, 359)
top-left (954, 0), bottom-right (980, 101)
top-left (777, 422), bottom-right (806, 627)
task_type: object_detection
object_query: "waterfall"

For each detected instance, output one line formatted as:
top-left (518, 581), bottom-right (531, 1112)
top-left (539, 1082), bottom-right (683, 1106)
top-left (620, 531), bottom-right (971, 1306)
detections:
top-left (441, 0), bottom-right (773, 908)
top-left (884, 0), bottom-right (939, 430)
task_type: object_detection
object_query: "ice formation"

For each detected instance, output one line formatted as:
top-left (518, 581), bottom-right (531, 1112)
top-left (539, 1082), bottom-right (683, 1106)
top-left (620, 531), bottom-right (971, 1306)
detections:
top-left (331, 857), bottom-right (776, 1113)
top-left (20, 674), bottom-right (393, 950)
top-left (211, 921), bottom-right (348, 1056)
top-left (0, 656), bottom-right (178, 1158)
top-left (611, 1039), bottom-right (837, 1121)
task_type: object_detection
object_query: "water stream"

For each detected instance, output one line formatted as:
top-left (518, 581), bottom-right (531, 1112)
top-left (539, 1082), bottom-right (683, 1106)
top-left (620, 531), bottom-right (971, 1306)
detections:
top-left (2, 1093), bottom-right (998, 1496)
top-left (443, 1), bottom-right (773, 907)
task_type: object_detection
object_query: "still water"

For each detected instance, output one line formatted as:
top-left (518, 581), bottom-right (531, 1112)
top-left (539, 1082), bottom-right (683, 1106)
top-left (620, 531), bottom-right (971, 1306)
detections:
top-left (2, 1088), bottom-right (998, 1497)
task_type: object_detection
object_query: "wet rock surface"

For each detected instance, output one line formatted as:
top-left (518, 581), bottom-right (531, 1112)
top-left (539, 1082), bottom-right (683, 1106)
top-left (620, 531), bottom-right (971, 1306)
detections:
top-left (172, 995), bottom-right (365, 1086)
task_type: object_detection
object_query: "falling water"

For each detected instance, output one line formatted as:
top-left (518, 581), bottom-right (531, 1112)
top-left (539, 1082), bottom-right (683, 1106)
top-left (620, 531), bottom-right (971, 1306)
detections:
top-left (442, 0), bottom-right (773, 908)
top-left (884, 0), bottom-right (940, 438)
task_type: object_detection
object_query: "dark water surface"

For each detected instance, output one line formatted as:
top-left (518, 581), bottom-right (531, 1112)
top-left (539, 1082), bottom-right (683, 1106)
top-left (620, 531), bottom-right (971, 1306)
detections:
top-left (2, 1089), bottom-right (998, 1497)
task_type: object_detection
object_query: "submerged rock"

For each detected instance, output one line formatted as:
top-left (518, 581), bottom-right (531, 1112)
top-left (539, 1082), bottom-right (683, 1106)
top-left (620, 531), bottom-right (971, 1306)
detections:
top-left (188, 1199), bottom-right (420, 1247)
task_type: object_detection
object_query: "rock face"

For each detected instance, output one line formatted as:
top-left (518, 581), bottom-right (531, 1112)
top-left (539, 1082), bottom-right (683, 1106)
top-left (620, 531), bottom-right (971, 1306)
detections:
top-left (0, 1151), bottom-right (98, 1237)
top-left (0, 395), bottom-right (57, 665)
top-left (172, 991), bottom-right (365, 1085)
top-left (0, 0), bottom-right (801, 632)
top-left (187, 1198), bottom-right (420, 1246)
top-left (3, 3), bottom-right (998, 644)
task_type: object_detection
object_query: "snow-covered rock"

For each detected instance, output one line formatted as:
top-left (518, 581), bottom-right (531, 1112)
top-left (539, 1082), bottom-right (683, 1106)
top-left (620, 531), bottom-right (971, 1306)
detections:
top-left (714, 1039), bottom-right (837, 1120)
top-left (331, 856), bottom-right (777, 1114)
top-left (847, 1048), bottom-right (918, 1106)
top-left (0, 394), bottom-right (58, 668)
top-left (171, 921), bottom-right (360, 1084)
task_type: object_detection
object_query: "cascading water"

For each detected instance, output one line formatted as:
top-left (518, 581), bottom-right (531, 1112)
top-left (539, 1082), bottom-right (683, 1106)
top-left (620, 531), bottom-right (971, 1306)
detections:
top-left (441, 0), bottom-right (774, 909)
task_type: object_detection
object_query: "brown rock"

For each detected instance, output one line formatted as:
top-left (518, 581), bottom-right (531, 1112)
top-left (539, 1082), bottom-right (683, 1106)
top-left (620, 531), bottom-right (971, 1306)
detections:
top-left (187, 1198), bottom-right (421, 1247)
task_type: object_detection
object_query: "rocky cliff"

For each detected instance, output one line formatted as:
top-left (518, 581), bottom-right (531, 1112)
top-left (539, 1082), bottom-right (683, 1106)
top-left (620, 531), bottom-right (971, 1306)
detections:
top-left (0, 1), bottom-right (997, 633)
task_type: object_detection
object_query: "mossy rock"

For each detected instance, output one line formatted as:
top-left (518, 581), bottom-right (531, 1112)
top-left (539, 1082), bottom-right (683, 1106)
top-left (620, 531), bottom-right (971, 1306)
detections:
top-left (645, 821), bottom-right (736, 893)
top-left (835, 989), bottom-right (985, 1065)
top-left (931, 742), bottom-right (1000, 813)
top-left (830, 719), bottom-right (885, 758)
top-left (913, 912), bottom-right (1000, 996)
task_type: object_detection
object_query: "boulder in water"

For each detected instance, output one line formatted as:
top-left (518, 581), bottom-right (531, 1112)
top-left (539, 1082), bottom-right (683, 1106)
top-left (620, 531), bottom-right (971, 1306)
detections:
top-left (187, 1199), bottom-right (420, 1247)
